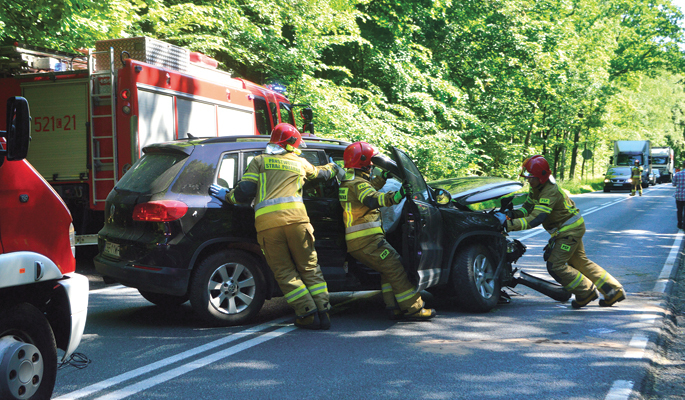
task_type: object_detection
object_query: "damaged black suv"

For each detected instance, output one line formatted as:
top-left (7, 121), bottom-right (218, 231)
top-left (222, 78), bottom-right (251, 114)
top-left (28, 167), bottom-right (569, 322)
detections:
top-left (95, 135), bottom-right (527, 325)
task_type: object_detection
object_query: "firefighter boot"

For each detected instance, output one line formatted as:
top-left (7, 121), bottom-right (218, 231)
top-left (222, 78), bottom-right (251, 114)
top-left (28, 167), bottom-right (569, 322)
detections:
top-left (295, 312), bottom-right (321, 330)
top-left (599, 288), bottom-right (626, 307)
top-left (318, 310), bottom-right (331, 330)
top-left (405, 308), bottom-right (436, 321)
top-left (388, 308), bottom-right (405, 321)
top-left (571, 289), bottom-right (599, 309)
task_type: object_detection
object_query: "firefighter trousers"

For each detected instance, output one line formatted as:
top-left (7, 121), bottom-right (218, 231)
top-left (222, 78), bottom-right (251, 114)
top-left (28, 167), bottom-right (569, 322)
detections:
top-left (631, 180), bottom-right (642, 196)
top-left (349, 236), bottom-right (423, 314)
top-left (257, 222), bottom-right (330, 318)
top-left (546, 225), bottom-right (622, 298)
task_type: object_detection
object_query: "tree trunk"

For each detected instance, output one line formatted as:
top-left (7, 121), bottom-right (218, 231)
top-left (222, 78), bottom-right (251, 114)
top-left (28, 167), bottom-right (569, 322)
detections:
top-left (569, 126), bottom-right (581, 180)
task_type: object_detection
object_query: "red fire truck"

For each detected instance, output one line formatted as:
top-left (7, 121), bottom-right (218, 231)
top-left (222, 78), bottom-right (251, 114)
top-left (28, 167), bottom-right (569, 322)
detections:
top-left (0, 96), bottom-right (89, 400)
top-left (0, 37), bottom-right (310, 244)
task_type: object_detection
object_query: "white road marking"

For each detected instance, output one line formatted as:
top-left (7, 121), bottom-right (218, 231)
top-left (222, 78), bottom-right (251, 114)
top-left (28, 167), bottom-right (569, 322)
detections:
top-left (606, 230), bottom-right (683, 400)
top-left (623, 336), bottom-right (649, 359)
top-left (605, 381), bottom-right (634, 400)
top-left (54, 317), bottom-right (293, 400)
top-left (94, 326), bottom-right (297, 400)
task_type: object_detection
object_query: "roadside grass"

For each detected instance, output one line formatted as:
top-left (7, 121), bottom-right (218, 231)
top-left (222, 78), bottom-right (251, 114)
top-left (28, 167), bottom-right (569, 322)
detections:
top-left (469, 177), bottom-right (605, 211)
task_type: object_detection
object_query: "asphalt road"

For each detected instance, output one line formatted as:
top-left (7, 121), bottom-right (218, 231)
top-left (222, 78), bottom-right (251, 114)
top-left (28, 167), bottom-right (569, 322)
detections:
top-left (54, 183), bottom-right (683, 400)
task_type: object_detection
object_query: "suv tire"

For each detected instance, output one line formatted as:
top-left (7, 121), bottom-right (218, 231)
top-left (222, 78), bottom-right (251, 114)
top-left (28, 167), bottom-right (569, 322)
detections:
top-left (450, 243), bottom-right (500, 312)
top-left (189, 250), bottom-right (266, 326)
top-left (138, 290), bottom-right (189, 307)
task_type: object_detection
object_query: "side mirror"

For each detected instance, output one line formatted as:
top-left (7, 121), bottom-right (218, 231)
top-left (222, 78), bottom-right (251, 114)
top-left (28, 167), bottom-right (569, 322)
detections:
top-left (4, 96), bottom-right (31, 161)
top-left (294, 105), bottom-right (314, 135)
top-left (435, 188), bottom-right (452, 205)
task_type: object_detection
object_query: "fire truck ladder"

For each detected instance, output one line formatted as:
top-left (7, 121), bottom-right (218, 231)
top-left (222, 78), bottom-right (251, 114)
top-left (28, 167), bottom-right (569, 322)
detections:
top-left (87, 47), bottom-right (118, 205)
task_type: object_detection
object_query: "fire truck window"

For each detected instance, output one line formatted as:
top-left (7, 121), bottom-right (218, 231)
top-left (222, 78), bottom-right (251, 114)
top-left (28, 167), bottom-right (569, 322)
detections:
top-left (270, 102), bottom-right (279, 126)
top-left (279, 102), bottom-right (295, 125)
top-left (254, 97), bottom-right (270, 135)
top-left (217, 153), bottom-right (239, 188)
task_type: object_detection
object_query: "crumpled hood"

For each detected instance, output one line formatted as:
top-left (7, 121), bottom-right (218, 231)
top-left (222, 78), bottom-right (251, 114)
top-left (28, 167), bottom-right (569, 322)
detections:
top-left (429, 176), bottom-right (523, 206)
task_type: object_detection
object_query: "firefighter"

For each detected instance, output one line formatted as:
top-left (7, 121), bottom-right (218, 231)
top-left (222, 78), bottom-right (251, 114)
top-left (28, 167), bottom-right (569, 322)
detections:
top-left (339, 141), bottom-right (436, 321)
top-left (493, 155), bottom-right (626, 309)
top-left (631, 159), bottom-right (643, 196)
top-left (209, 123), bottom-right (341, 330)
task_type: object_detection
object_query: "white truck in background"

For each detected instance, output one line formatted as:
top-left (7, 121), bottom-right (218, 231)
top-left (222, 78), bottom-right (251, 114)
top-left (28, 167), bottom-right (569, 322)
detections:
top-left (651, 146), bottom-right (674, 183)
top-left (603, 140), bottom-right (653, 192)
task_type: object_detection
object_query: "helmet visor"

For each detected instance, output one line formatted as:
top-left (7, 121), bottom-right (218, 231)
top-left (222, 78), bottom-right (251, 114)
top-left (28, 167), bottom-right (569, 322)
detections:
top-left (520, 167), bottom-right (534, 178)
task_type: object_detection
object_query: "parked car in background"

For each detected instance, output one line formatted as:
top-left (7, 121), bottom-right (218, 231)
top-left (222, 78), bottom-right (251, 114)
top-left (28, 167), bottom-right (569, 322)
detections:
top-left (94, 135), bottom-right (525, 325)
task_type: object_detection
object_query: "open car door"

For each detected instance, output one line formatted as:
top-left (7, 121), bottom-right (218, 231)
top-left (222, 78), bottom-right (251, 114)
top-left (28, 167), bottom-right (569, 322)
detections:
top-left (390, 147), bottom-right (443, 290)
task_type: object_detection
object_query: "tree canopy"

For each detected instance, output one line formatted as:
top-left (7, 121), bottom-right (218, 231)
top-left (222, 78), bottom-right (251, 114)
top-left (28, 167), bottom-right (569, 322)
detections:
top-left (2, 0), bottom-right (685, 180)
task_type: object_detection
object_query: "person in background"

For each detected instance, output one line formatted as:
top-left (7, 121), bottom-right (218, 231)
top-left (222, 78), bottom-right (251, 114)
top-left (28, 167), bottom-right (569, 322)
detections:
top-left (673, 161), bottom-right (685, 230)
top-left (631, 159), bottom-right (643, 196)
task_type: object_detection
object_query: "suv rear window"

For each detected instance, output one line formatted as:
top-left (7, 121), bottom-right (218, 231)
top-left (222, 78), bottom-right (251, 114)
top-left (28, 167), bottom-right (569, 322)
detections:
top-left (116, 153), bottom-right (188, 194)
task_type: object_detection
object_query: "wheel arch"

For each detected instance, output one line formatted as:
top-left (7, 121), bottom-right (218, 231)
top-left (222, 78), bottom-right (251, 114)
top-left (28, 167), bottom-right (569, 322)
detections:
top-left (0, 283), bottom-right (69, 352)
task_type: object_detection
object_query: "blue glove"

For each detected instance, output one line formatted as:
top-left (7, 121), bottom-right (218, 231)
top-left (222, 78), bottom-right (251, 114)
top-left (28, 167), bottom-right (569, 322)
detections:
top-left (493, 212), bottom-right (507, 226)
top-left (209, 184), bottom-right (229, 203)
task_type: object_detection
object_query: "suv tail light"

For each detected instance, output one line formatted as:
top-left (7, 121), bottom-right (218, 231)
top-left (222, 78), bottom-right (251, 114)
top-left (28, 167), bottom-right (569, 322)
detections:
top-left (133, 200), bottom-right (188, 222)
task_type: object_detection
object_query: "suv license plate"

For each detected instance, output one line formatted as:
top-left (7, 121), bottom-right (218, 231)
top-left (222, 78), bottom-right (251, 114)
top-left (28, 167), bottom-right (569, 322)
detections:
top-left (104, 242), bottom-right (120, 257)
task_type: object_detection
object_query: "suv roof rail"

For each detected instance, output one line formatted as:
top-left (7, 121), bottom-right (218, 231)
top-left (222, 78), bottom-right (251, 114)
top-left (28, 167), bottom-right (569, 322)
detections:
top-left (198, 135), bottom-right (351, 146)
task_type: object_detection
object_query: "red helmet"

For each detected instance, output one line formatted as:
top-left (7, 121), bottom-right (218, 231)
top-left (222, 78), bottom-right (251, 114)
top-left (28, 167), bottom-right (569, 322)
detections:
top-left (270, 123), bottom-right (306, 150)
top-left (521, 155), bottom-right (552, 184)
top-left (344, 141), bottom-right (378, 169)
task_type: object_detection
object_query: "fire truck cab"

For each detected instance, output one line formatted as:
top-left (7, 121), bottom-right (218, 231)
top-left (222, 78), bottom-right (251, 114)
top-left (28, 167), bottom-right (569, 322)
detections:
top-left (0, 96), bottom-right (89, 400)
top-left (0, 37), bottom-right (310, 244)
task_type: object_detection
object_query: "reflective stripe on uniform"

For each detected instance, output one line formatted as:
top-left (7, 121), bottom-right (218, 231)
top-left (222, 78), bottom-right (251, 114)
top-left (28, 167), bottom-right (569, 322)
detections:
top-left (242, 172), bottom-right (258, 182)
top-left (255, 201), bottom-right (306, 218)
top-left (564, 272), bottom-right (584, 291)
top-left (517, 218), bottom-right (529, 230)
top-left (395, 287), bottom-right (418, 303)
top-left (534, 205), bottom-right (553, 213)
top-left (285, 284), bottom-right (310, 303)
top-left (382, 283), bottom-right (393, 294)
top-left (547, 213), bottom-right (584, 237)
top-left (345, 221), bottom-right (383, 240)
top-left (343, 202), bottom-right (353, 228)
top-left (345, 227), bottom-right (384, 241)
top-left (309, 282), bottom-right (328, 296)
top-left (345, 221), bottom-right (382, 234)
top-left (358, 187), bottom-right (374, 203)
top-left (255, 196), bottom-right (303, 211)
top-left (594, 271), bottom-right (608, 290)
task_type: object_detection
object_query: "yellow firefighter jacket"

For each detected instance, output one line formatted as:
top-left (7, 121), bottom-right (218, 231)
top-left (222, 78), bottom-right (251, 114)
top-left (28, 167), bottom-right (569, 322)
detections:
top-left (631, 166), bottom-right (642, 182)
top-left (339, 169), bottom-right (400, 252)
top-left (506, 181), bottom-right (584, 237)
top-left (226, 152), bottom-right (336, 232)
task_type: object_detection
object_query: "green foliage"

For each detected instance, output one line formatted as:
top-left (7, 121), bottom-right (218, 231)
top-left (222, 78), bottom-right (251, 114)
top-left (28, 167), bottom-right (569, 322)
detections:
top-left (2, 0), bottom-right (685, 179)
